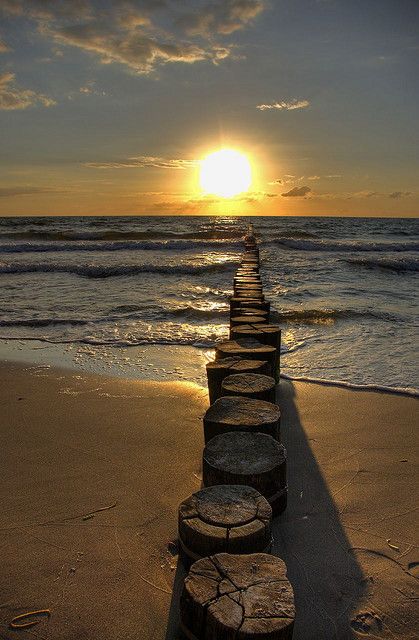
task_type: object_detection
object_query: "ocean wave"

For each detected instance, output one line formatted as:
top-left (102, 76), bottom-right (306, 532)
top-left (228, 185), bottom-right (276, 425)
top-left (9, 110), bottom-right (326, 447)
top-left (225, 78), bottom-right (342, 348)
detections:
top-left (271, 308), bottom-right (399, 323)
top-left (280, 373), bottom-right (418, 398)
top-left (160, 306), bottom-right (229, 321)
top-left (0, 238), bottom-right (242, 254)
top-left (274, 238), bottom-right (419, 252)
top-left (345, 257), bottom-right (419, 273)
top-left (0, 260), bottom-right (237, 278)
top-left (0, 333), bottom-right (218, 348)
top-left (0, 229), bottom-right (242, 242)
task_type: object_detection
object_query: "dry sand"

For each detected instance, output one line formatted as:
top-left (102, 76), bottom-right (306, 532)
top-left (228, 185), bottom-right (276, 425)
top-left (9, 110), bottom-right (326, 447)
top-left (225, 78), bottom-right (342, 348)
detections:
top-left (0, 362), bottom-right (417, 639)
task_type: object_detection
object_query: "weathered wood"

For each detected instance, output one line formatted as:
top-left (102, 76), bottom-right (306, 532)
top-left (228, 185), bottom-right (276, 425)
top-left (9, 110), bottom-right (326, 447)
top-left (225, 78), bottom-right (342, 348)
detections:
top-left (203, 395), bottom-right (280, 442)
top-left (221, 372), bottom-right (276, 404)
top-left (230, 298), bottom-right (270, 314)
top-left (215, 338), bottom-right (276, 375)
top-left (180, 552), bottom-right (295, 640)
top-left (234, 285), bottom-right (263, 294)
top-left (235, 291), bottom-right (265, 300)
top-left (230, 314), bottom-right (266, 327)
top-left (229, 309), bottom-right (269, 328)
top-left (206, 357), bottom-right (270, 404)
top-left (178, 485), bottom-right (272, 563)
top-left (230, 324), bottom-right (281, 381)
top-left (203, 431), bottom-right (287, 514)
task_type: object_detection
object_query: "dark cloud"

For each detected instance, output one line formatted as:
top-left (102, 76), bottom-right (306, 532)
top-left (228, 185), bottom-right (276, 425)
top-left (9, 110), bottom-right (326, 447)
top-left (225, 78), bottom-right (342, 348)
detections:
top-left (0, 186), bottom-right (60, 197)
top-left (0, 39), bottom-right (11, 52)
top-left (281, 186), bottom-right (311, 197)
top-left (48, 22), bottom-right (228, 73)
top-left (2, 0), bottom-right (260, 74)
top-left (389, 191), bottom-right (412, 199)
top-left (0, 72), bottom-right (56, 110)
top-left (177, 0), bottom-right (265, 36)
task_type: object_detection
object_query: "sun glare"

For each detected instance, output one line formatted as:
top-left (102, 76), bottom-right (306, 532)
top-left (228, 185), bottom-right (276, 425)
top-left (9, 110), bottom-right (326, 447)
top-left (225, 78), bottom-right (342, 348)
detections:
top-left (200, 149), bottom-right (252, 198)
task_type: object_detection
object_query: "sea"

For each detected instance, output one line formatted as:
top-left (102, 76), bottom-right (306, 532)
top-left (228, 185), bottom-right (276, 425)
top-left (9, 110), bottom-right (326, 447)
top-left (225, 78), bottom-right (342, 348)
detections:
top-left (0, 215), bottom-right (417, 395)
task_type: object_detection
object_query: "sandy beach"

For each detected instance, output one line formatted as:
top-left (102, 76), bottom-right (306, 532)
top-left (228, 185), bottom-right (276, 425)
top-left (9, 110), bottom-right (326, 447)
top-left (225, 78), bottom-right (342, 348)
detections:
top-left (0, 361), bottom-right (417, 639)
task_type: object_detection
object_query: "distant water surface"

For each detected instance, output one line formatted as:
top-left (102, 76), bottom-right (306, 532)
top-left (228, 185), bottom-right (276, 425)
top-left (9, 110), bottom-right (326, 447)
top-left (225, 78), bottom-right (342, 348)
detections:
top-left (0, 215), bottom-right (417, 393)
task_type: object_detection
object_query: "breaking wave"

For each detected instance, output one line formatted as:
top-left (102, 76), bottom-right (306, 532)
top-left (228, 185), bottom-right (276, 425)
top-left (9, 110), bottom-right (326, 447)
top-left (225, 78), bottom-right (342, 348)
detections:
top-left (0, 229), bottom-right (242, 242)
top-left (0, 261), bottom-right (237, 278)
top-left (345, 257), bottom-right (419, 273)
top-left (0, 239), bottom-right (241, 254)
top-left (270, 308), bottom-right (399, 323)
top-left (274, 238), bottom-right (419, 252)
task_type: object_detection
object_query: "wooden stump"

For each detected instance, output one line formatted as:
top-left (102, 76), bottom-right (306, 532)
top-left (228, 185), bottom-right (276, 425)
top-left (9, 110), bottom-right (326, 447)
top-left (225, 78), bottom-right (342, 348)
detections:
top-left (236, 291), bottom-right (265, 300)
top-left (230, 298), bottom-right (270, 314)
top-left (206, 357), bottom-right (270, 404)
top-left (215, 338), bottom-right (276, 375)
top-left (203, 395), bottom-right (280, 442)
top-left (234, 286), bottom-right (263, 296)
top-left (230, 314), bottom-right (266, 327)
top-left (221, 372), bottom-right (276, 404)
top-left (203, 431), bottom-right (287, 514)
top-left (231, 324), bottom-right (281, 349)
top-left (180, 553), bottom-right (295, 640)
top-left (229, 309), bottom-right (269, 328)
top-left (230, 325), bottom-right (281, 381)
top-left (178, 485), bottom-right (272, 563)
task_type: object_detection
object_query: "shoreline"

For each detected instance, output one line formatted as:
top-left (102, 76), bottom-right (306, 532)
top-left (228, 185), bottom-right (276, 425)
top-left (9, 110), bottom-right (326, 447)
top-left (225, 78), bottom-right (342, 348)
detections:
top-left (1, 337), bottom-right (417, 398)
top-left (0, 361), bottom-right (417, 639)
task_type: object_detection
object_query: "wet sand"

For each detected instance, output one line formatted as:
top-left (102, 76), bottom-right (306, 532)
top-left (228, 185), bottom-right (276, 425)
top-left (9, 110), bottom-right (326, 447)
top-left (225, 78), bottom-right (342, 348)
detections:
top-left (0, 362), bottom-right (417, 639)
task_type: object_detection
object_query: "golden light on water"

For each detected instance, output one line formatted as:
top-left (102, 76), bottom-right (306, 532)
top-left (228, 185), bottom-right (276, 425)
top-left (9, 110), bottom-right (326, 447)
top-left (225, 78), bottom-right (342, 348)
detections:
top-left (199, 149), bottom-right (252, 198)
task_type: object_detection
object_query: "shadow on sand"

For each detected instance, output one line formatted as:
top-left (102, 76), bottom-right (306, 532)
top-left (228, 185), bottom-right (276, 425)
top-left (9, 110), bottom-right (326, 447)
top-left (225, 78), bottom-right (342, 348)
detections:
top-left (165, 379), bottom-right (367, 639)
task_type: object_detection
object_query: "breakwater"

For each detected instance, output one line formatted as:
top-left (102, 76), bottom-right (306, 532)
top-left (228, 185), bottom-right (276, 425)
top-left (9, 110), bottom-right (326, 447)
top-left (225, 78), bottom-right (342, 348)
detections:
top-left (176, 226), bottom-right (295, 639)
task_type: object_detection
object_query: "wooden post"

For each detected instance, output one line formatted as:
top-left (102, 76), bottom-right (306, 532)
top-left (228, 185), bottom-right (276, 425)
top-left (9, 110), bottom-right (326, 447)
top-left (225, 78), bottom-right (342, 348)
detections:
top-left (221, 372), bottom-right (276, 404)
top-left (180, 553), bottom-right (295, 640)
top-left (206, 357), bottom-right (270, 404)
top-left (203, 395), bottom-right (280, 443)
top-left (230, 298), bottom-right (270, 314)
top-left (230, 314), bottom-right (266, 327)
top-left (178, 485), bottom-right (272, 563)
top-left (215, 338), bottom-right (276, 376)
top-left (203, 431), bottom-right (287, 514)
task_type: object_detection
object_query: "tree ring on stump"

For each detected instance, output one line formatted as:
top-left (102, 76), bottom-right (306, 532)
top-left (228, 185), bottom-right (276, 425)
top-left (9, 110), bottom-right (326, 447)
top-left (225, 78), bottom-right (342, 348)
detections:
top-left (203, 431), bottom-right (287, 514)
top-left (180, 552), bottom-right (295, 640)
top-left (178, 485), bottom-right (272, 562)
top-left (203, 395), bottom-right (280, 443)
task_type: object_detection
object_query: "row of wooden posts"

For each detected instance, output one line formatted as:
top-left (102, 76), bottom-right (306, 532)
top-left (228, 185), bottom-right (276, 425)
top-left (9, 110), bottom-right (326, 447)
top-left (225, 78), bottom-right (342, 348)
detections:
top-left (177, 226), bottom-right (295, 639)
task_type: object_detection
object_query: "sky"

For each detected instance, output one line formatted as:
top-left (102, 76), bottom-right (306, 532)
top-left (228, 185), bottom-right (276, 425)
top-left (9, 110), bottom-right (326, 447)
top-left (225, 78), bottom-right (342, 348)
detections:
top-left (0, 0), bottom-right (418, 217)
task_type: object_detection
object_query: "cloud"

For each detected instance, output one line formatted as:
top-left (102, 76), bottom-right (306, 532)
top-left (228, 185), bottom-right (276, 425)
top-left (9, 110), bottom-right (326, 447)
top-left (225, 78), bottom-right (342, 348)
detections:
top-left (48, 22), bottom-right (229, 74)
top-left (2, 1), bottom-right (251, 75)
top-left (0, 39), bottom-right (11, 52)
top-left (256, 99), bottom-right (310, 111)
top-left (0, 0), bottom-right (92, 21)
top-left (389, 191), bottom-right (412, 199)
top-left (177, 0), bottom-right (265, 36)
top-left (281, 186), bottom-right (311, 197)
top-left (0, 185), bottom-right (61, 197)
top-left (269, 175), bottom-right (303, 186)
top-left (0, 72), bottom-right (56, 110)
top-left (84, 155), bottom-right (197, 169)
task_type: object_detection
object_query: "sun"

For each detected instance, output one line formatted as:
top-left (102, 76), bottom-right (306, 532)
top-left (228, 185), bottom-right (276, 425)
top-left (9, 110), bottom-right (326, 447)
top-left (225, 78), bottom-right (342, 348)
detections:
top-left (200, 149), bottom-right (252, 198)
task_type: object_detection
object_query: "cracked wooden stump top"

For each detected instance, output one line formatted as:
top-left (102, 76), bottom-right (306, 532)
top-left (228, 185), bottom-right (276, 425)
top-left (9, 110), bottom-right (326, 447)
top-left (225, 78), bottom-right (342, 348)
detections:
top-left (230, 315), bottom-right (267, 327)
top-left (180, 552), bottom-right (295, 640)
top-left (230, 299), bottom-right (270, 313)
top-left (203, 395), bottom-right (280, 443)
top-left (221, 372), bottom-right (277, 404)
top-left (178, 485), bottom-right (272, 562)
top-left (206, 357), bottom-right (270, 404)
top-left (203, 432), bottom-right (287, 515)
top-left (215, 338), bottom-right (276, 375)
